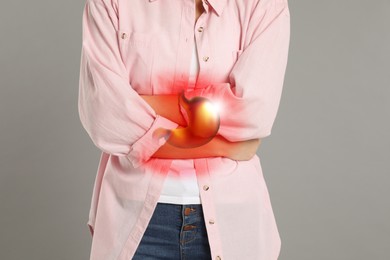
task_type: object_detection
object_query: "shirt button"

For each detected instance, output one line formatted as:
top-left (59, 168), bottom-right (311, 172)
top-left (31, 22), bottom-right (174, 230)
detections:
top-left (203, 56), bottom-right (209, 62)
top-left (203, 185), bottom-right (209, 191)
top-left (216, 256), bottom-right (221, 260)
top-left (209, 219), bottom-right (215, 224)
top-left (121, 32), bottom-right (127, 39)
top-left (198, 26), bottom-right (204, 32)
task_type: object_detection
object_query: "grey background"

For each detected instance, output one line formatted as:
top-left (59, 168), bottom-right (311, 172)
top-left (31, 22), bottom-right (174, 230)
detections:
top-left (0, 0), bottom-right (389, 259)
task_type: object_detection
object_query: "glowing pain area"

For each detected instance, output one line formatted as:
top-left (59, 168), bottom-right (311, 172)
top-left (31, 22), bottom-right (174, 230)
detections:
top-left (153, 92), bottom-right (221, 148)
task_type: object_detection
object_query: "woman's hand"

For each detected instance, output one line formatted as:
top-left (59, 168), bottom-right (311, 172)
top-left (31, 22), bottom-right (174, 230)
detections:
top-left (225, 138), bottom-right (261, 161)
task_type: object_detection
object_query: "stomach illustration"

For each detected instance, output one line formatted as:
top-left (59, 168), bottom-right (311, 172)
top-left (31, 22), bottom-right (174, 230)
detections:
top-left (153, 92), bottom-right (220, 148)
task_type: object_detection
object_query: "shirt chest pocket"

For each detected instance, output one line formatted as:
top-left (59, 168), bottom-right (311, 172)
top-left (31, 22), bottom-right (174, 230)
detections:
top-left (212, 48), bottom-right (244, 81)
top-left (117, 30), bottom-right (155, 94)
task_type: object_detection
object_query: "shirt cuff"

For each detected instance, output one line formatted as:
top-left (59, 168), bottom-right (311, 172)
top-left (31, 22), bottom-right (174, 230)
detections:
top-left (127, 115), bottom-right (178, 168)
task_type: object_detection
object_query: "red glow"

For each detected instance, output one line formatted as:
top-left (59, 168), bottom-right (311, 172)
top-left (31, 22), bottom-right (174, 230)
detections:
top-left (153, 92), bottom-right (220, 148)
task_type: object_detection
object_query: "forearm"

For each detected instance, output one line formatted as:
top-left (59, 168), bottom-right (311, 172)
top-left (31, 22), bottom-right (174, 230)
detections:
top-left (152, 134), bottom-right (261, 160)
top-left (141, 95), bottom-right (186, 126)
top-left (152, 134), bottom-right (226, 159)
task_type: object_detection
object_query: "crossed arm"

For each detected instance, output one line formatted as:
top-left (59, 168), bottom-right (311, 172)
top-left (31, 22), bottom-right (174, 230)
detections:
top-left (140, 95), bottom-right (261, 161)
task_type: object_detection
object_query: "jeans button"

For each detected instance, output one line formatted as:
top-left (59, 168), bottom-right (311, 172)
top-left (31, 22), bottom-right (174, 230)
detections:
top-left (184, 207), bottom-right (196, 216)
top-left (183, 224), bottom-right (196, 231)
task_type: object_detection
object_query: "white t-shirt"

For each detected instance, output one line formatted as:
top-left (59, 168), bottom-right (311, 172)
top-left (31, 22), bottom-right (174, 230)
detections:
top-left (157, 36), bottom-right (201, 205)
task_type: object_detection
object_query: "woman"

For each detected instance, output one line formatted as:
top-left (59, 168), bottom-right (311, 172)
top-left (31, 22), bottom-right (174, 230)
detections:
top-left (78, 0), bottom-right (290, 259)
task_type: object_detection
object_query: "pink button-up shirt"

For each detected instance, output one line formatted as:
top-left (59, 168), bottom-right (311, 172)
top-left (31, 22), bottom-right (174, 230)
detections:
top-left (78, 0), bottom-right (290, 259)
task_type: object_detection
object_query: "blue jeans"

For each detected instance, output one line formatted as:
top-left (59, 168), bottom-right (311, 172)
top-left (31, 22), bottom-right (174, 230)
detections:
top-left (132, 202), bottom-right (212, 260)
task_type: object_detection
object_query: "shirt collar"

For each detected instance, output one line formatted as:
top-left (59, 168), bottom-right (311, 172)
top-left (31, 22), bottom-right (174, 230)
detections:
top-left (148, 0), bottom-right (227, 17)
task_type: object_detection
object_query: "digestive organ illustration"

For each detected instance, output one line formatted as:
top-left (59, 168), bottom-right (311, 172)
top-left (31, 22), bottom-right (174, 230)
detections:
top-left (153, 92), bottom-right (220, 148)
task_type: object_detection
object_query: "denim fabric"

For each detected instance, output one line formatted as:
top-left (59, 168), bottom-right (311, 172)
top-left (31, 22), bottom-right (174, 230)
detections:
top-left (132, 202), bottom-right (212, 260)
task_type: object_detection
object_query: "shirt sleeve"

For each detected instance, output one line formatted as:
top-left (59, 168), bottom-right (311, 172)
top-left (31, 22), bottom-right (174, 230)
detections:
top-left (78, 0), bottom-right (178, 168)
top-left (184, 0), bottom-right (290, 142)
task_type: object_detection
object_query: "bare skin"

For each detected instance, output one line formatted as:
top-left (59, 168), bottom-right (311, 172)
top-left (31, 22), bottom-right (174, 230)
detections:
top-left (153, 132), bottom-right (260, 161)
top-left (195, 0), bottom-right (205, 22)
top-left (141, 0), bottom-right (261, 161)
top-left (141, 94), bottom-right (262, 161)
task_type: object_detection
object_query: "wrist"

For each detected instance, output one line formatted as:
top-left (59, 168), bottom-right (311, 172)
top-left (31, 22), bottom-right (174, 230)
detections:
top-left (213, 135), bottom-right (230, 158)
